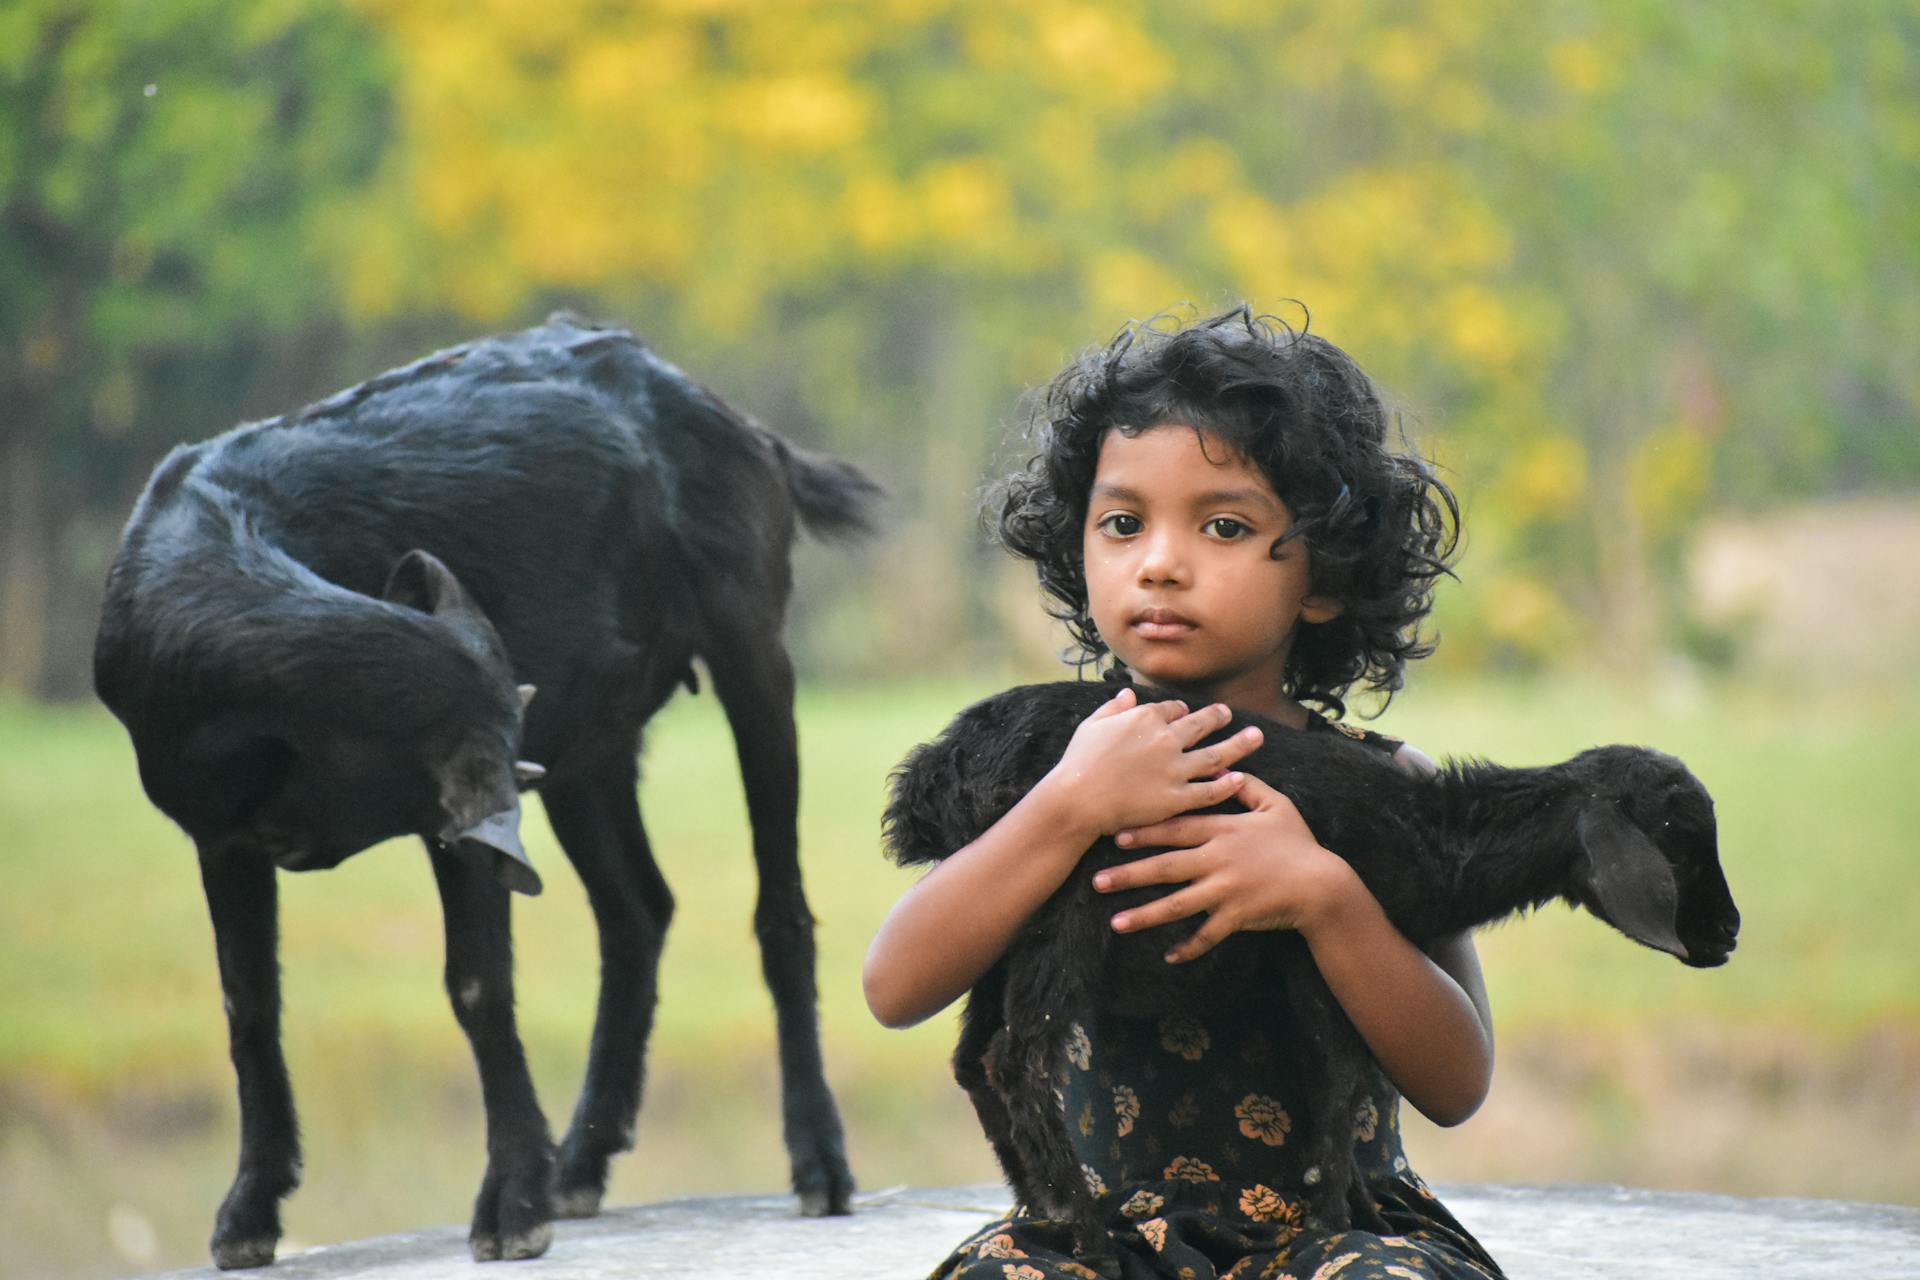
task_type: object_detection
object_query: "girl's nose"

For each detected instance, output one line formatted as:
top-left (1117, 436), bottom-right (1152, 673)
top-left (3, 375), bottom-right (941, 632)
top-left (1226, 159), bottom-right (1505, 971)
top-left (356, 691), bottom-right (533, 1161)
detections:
top-left (1137, 531), bottom-right (1186, 585)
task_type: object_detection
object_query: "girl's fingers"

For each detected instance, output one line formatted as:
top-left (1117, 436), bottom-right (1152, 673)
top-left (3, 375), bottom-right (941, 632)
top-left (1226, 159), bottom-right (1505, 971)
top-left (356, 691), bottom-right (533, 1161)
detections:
top-left (1114, 696), bottom-right (1188, 728)
top-left (1189, 727), bottom-right (1262, 777)
top-left (1109, 883), bottom-right (1211, 933)
top-left (1085, 686), bottom-right (1137, 720)
top-left (1229, 772), bottom-right (1294, 811)
top-left (1176, 770), bottom-right (1247, 811)
top-left (1095, 841), bottom-right (1209, 891)
top-left (1165, 914), bottom-right (1234, 964)
top-left (1169, 701), bottom-right (1234, 747)
top-left (1110, 816), bottom-right (1220, 857)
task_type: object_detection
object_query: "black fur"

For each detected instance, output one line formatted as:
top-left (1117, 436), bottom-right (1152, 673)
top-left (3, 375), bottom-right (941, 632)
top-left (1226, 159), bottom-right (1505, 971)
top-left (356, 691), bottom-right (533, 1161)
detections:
top-left (95, 314), bottom-right (878, 1268)
top-left (883, 680), bottom-right (1739, 1276)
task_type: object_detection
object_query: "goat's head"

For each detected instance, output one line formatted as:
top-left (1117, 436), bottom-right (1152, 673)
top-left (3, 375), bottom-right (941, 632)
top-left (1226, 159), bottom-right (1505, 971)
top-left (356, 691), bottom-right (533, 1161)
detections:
top-left (1567, 746), bottom-right (1739, 967)
top-left (176, 550), bottom-right (542, 893)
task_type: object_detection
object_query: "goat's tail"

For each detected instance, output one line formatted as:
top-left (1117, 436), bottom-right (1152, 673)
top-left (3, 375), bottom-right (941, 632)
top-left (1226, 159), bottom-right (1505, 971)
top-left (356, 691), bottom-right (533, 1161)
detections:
top-left (781, 441), bottom-right (885, 542)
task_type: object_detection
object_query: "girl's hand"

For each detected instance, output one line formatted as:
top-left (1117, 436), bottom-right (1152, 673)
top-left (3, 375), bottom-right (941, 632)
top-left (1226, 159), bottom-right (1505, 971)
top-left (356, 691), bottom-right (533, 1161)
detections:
top-left (1040, 687), bottom-right (1266, 841)
top-left (1093, 773), bottom-right (1362, 963)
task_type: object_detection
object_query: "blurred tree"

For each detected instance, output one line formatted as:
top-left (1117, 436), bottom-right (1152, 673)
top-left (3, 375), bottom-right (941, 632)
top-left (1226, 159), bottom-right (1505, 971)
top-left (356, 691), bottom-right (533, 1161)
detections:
top-left (340, 1), bottom-right (1535, 671)
top-left (343, 0), bottom-right (1917, 674)
top-left (8, 0), bottom-right (1912, 692)
top-left (0, 0), bottom-right (391, 696)
top-left (1431, 2), bottom-right (1920, 664)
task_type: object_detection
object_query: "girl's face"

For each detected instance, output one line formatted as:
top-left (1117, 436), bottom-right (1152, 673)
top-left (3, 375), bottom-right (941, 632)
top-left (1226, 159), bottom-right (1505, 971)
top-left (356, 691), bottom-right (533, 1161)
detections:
top-left (1081, 424), bottom-right (1340, 720)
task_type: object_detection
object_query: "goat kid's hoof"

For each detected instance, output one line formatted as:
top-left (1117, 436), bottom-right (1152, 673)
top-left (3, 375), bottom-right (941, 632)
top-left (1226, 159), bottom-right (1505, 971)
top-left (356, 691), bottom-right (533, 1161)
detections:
top-left (210, 1236), bottom-right (277, 1270)
top-left (469, 1221), bottom-right (553, 1263)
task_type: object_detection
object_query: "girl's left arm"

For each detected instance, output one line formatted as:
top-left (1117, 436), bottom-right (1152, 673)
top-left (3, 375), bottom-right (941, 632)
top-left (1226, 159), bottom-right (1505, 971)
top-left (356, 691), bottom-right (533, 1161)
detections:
top-left (1094, 740), bottom-right (1495, 1127)
top-left (1293, 858), bottom-right (1494, 1127)
top-left (1302, 740), bottom-right (1492, 1126)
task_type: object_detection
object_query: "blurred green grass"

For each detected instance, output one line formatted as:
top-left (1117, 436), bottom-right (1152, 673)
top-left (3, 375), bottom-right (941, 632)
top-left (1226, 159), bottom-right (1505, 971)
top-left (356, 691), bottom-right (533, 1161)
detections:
top-left (6, 673), bottom-right (1913, 1076)
top-left (2, 674), bottom-right (1916, 1276)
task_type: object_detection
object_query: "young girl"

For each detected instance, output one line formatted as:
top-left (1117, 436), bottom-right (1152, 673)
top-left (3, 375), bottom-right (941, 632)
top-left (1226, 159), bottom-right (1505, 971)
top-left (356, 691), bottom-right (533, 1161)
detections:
top-left (865, 306), bottom-right (1502, 1280)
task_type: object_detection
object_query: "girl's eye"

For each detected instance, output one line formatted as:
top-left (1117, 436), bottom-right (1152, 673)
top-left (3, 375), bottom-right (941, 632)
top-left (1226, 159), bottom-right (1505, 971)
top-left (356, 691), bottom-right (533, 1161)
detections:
top-left (1098, 513), bottom-right (1142, 537)
top-left (1205, 517), bottom-right (1249, 540)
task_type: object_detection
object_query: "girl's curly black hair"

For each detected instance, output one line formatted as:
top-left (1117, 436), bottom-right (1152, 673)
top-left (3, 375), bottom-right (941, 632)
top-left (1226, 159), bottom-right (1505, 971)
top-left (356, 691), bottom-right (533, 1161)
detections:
top-left (994, 304), bottom-right (1459, 717)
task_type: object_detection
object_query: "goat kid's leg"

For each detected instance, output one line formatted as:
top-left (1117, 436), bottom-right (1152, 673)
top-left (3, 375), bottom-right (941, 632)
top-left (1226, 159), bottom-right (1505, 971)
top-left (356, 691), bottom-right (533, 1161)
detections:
top-left (428, 844), bottom-right (556, 1261)
top-left (1342, 1063), bottom-right (1394, 1236)
top-left (1286, 970), bottom-right (1360, 1233)
top-left (953, 978), bottom-right (1034, 1197)
top-left (707, 636), bottom-right (854, 1216)
top-left (997, 965), bottom-right (1118, 1280)
top-left (198, 846), bottom-right (300, 1270)
top-left (541, 757), bottom-right (673, 1217)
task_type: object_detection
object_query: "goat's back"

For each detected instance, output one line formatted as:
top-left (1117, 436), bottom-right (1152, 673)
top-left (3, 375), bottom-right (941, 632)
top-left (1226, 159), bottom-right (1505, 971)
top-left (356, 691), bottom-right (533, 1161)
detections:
top-left (151, 316), bottom-right (776, 602)
top-left (99, 317), bottom-right (823, 764)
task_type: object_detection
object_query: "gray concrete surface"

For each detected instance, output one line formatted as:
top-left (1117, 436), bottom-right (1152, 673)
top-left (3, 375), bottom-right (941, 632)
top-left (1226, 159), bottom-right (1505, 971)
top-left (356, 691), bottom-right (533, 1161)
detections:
top-left (147, 1183), bottom-right (1920, 1279)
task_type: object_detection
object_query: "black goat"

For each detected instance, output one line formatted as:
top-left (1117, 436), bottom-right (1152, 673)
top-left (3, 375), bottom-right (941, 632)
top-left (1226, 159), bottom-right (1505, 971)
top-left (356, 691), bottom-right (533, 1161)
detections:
top-left (94, 315), bottom-right (877, 1268)
top-left (883, 680), bottom-right (1739, 1276)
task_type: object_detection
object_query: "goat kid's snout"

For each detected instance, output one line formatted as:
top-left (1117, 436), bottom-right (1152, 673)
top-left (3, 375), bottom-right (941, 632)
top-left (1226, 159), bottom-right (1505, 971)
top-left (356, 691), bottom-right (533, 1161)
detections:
top-left (1571, 792), bottom-right (1739, 969)
top-left (1678, 883), bottom-right (1741, 970)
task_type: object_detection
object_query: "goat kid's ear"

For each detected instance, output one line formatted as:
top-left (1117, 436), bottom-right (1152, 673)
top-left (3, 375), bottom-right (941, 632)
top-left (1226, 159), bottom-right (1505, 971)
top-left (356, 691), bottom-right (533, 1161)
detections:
top-left (1575, 802), bottom-right (1686, 960)
top-left (382, 549), bottom-right (476, 618)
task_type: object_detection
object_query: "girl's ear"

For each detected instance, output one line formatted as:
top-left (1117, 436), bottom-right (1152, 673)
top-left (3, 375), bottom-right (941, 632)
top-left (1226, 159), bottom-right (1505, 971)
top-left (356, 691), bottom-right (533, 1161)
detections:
top-left (1301, 596), bottom-right (1343, 624)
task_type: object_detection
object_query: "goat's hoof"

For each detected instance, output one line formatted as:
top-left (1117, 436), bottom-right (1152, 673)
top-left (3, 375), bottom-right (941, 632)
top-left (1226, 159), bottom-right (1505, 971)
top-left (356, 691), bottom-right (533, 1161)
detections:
top-left (210, 1236), bottom-right (277, 1270)
top-left (793, 1144), bottom-right (855, 1216)
top-left (797, 1187), bottom-right (853, 1217)
top-left (470, 1221), bottom-right (553, 1263)
top-left (210, 1173), bottom-right (288, 1270)
top-left (469, 1144), bottom-right (557, 1261)
top-left (551, 1184), bottom-right (604, 1219)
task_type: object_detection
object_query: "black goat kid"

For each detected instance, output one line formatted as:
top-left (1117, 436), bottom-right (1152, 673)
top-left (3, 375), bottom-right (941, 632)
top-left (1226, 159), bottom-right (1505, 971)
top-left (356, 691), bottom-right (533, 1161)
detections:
top-left (883, 681), bottom-right (1739, 1277)
top-left (95, 316), bottom-right (876, 1268)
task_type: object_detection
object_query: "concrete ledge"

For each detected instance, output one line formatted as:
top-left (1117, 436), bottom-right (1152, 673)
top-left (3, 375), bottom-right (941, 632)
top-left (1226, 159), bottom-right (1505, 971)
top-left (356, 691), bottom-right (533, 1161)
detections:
top-left (147, 1183), bottom-right (1920, 1279)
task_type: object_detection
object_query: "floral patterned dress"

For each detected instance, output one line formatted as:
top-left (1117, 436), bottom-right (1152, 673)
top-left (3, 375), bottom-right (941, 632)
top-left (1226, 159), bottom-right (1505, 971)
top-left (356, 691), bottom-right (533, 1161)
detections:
top-left (928, 719), bottom-right (1504, 1280)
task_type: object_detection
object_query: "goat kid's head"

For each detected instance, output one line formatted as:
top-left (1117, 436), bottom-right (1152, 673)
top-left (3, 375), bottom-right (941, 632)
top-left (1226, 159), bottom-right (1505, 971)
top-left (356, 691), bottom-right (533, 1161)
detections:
top-left (190, 551), bottom-right (542, 894)
top-left (1568, 746), bottom-right (1739, 968)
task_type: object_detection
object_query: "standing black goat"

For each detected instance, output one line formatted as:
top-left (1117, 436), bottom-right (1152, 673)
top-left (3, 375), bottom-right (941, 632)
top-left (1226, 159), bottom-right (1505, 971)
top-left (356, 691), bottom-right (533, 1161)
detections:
top-left (883, 680), bottom-right (1739, 1276)
top-left (94, 315), bottom-right (876, 1268)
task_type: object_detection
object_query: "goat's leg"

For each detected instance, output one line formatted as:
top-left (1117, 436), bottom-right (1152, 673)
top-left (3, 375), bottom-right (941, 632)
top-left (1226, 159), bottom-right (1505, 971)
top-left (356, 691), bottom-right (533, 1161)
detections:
top-left (427, 842), bottom-right (556, 1261)
top-left (198, 845), bottom-right (300, 1270)
top-left (541, 755), bottom-right (673, 1217)
top-left (705, 633), bottom-right (854, 1216)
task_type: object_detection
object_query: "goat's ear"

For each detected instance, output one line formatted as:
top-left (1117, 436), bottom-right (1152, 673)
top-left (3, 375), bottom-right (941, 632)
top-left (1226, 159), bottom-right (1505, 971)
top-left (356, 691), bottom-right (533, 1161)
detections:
top-left (1575, 802), bottom-right (1686, 959)
top-left (382, 549), bottom-right (473, 617)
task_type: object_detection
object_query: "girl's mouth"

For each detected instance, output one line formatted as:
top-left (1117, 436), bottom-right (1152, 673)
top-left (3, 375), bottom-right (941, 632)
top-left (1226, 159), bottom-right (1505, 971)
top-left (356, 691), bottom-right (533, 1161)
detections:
top-left (1130, 607), bottom-right (1197, 640)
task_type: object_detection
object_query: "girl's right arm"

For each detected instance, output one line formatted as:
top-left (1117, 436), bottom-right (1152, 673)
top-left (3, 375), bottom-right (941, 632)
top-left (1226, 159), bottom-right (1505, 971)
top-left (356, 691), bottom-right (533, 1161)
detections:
top-left (862, 688), bottom-right (1262, 1029)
